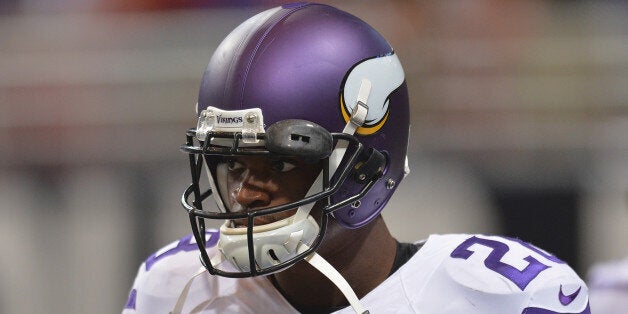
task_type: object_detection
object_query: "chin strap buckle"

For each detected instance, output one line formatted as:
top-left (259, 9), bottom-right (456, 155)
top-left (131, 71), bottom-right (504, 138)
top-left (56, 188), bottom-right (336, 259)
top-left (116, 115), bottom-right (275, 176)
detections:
top-left (330, 79), bottom-right (372, 176)
top-left (353, 148), bottom-right (386, 184)
top-left (343, 79), bottom-right (371, 135)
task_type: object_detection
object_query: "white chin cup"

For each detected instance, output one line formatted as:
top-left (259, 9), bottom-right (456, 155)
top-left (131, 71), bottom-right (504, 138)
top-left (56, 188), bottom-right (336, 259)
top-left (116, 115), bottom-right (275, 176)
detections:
top-left (217, 215), bottom-right (320, 272)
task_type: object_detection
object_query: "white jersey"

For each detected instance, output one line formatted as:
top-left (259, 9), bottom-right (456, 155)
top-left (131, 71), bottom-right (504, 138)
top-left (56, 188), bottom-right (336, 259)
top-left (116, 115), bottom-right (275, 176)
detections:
top-left (587, 256), bottom-right (628, 314)
top-left (123, 232), bottom-right (590, 314)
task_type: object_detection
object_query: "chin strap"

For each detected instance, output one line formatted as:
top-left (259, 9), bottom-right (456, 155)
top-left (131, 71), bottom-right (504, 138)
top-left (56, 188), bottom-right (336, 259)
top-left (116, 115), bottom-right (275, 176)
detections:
top-left (298, 80), bottom-right (370, 314)
top-left (329, 78), bottom-right (370, 177)
top-left (304, 251), bottom-right (369, 314)
top-left (172, 251), bottom-right (369, 314)
top-left (170, 267), bottom-right (208, 314)
top-left (171, 254), bottom-right (224, 314)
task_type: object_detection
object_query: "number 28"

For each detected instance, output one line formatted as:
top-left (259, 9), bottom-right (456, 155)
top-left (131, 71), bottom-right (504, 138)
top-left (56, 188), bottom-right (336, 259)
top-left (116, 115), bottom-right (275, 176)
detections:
top-left (450, 236), bottom-right (564, 291)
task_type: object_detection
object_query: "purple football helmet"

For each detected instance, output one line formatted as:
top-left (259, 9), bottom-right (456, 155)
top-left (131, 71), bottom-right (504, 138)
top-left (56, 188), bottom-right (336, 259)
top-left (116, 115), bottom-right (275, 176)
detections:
top-left (181, 2), bottom-right (409, 277)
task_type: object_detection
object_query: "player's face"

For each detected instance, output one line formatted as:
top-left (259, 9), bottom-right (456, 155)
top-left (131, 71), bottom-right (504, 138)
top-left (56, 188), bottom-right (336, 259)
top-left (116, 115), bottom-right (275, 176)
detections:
top-left (218, 155), bottom-right (321, 226)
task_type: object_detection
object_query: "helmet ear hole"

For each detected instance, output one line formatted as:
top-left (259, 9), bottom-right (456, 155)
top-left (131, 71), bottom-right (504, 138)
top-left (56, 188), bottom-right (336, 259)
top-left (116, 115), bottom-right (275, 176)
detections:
top-left (266, 119), bottom-right (333, 161)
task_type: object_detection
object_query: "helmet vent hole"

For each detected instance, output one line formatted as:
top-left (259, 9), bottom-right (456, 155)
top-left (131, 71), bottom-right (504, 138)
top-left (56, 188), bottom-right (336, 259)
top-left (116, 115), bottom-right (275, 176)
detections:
top-left (268, 249), bottom-right (280, 263)
top-left (290, 134), bottom-right (310, 143)
top-left (351, 200), bottom-right (361, 208)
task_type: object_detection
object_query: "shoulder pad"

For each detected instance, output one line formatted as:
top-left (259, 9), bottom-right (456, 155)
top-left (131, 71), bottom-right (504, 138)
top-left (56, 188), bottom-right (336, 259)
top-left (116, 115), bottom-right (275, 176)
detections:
top-left (422, 234), bottom-right (590, 313)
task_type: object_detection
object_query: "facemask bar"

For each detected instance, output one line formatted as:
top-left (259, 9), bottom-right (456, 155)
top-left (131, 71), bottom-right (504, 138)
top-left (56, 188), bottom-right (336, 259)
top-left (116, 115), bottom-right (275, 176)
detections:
top-left (180, 126), bottom-right (382, 277)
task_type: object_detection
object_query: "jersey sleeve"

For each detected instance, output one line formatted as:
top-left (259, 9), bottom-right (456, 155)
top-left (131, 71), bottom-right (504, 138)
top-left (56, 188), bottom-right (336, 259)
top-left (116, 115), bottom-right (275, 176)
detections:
top-left (122, 231), bottom-right (219, 314)
top-left (425, 234), bottom-right (591, 314)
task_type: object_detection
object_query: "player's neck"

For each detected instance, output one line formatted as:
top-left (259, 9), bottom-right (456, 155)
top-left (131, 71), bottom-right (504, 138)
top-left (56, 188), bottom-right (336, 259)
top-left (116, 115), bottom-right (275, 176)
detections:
top-left (268, 216), bottom-right (397, 310)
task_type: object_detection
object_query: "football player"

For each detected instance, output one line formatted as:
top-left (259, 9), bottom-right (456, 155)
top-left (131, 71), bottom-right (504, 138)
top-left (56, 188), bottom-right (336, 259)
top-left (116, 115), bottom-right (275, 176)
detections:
top-left (124, 3), bottom-right (590, 313)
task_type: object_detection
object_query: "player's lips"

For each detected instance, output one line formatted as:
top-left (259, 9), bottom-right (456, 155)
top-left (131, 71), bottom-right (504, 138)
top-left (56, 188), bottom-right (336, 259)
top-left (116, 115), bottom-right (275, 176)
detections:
top-left (228, 205), bottom-right (297, 228)
top-left (232, 216), bottom-right (277, 228)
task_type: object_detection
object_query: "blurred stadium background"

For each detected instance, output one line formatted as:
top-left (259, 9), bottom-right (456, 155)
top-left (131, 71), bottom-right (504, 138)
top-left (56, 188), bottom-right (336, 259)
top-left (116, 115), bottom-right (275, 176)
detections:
top-left (1, 0), bottom-right (627, 313)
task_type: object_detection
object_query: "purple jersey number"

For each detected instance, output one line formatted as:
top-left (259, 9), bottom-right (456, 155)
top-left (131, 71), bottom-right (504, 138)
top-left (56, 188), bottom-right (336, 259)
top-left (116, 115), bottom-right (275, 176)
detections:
top-left (124, 231), bottom-right (219, 311)
top-left (145, 231), bottom-right (219, 271)
top-left (450, 236), bottom-right (562, 291)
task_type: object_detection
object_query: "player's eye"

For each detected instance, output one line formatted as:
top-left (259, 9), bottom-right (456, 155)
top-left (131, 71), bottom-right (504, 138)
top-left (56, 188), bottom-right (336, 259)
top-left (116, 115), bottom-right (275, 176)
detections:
top-left (270, 160), bottom-right (296, 173)
top-left (227, 159), bottom-right (244, 171)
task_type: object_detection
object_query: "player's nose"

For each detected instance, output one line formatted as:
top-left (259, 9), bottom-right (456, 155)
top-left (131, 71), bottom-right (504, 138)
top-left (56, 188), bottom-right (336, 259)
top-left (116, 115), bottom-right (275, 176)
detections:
top-left (235, 183), bottom-right (271, 209)
top-left (231, 157), bottom-right (275, 209)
